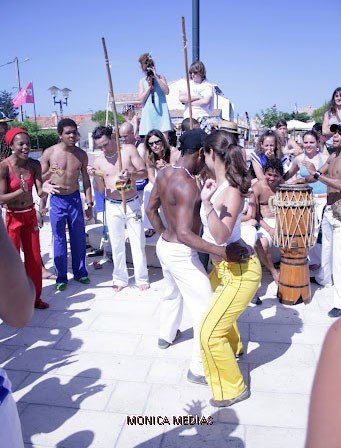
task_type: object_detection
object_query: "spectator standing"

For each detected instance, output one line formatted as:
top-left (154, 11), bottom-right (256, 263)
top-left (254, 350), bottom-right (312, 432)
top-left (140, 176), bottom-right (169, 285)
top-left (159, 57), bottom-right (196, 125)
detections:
top-left (138, 53), bottom-right (172, 138)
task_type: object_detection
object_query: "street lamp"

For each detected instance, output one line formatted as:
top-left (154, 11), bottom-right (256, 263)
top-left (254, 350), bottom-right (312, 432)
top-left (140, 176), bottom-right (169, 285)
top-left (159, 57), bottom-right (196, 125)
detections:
top-left (48, 86), bottom-right (71, 118)
top-left (0, 57), bottom-right (30, 122)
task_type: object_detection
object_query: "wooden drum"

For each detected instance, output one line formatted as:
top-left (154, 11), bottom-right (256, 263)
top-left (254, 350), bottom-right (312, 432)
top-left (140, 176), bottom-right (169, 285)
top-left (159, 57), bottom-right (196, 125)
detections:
top-left (272, 184), bottom-right (315, 305)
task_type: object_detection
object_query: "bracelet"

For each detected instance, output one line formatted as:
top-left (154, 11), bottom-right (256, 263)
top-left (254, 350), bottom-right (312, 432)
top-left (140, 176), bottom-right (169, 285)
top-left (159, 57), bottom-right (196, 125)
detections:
top-left (206, 207), bottom-right (214, 218)
top-left (86, 202), bottom-right (94, 207)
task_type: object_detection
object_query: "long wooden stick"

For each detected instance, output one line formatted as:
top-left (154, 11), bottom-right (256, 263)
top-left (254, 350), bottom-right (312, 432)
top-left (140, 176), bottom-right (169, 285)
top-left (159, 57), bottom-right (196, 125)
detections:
top-left (182, 17), bottom-right (193, 129)
top-left (101, 37), bottom-right (126, 213)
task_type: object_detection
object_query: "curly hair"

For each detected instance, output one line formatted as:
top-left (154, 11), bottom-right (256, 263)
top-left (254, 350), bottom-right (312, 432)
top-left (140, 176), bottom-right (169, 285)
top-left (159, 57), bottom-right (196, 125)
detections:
top-left (204, 130), bottom-right (250, 195)
top-left (92, 125), bottom-right (113, 141)
top-left (138, 53), bottom-right (154, 72)
top-left (144, 129), bottom-right (170, 166)
top-left (256, 130), bottom-right (283, 159)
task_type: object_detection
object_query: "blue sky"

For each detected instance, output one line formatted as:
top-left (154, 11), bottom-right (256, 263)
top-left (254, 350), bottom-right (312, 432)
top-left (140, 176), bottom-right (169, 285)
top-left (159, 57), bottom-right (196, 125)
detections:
top-left (1, 0), bottom-right (340, 120)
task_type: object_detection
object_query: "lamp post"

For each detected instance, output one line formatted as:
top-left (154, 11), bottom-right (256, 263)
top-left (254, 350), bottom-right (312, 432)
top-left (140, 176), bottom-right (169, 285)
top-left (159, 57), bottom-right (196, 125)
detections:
top-left (0, 57), bottom-right (30, 122)
top-left (48, 86), bottom-right (71, 118)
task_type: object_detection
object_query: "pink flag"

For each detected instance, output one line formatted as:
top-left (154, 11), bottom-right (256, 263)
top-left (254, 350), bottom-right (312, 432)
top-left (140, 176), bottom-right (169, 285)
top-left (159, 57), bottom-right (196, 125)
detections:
top-left (12, 81), bottom-right (35, 107)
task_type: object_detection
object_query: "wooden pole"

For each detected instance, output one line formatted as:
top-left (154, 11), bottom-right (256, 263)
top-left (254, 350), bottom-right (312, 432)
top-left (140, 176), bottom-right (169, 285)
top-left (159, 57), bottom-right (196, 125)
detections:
top-left (101, 37), bottom-right (126, 213)
top-left (182, 17), bottom-right (193, 129)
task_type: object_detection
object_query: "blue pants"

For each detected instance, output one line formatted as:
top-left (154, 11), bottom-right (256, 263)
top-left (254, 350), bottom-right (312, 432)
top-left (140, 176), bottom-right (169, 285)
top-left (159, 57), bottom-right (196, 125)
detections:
top-left (50, 191), bottom-right (88, 283)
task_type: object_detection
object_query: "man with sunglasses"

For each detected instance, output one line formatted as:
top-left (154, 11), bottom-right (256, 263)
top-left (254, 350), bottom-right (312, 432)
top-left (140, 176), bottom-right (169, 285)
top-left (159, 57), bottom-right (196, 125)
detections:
top-left (89, 125), bottom-right (149, 292)
top-left (303, 124), bottom-right (341, 317)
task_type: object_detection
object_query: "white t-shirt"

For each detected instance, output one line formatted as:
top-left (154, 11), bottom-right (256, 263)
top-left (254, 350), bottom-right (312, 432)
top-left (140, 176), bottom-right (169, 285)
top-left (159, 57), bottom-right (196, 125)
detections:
top-left (183, 79), bottom-right (213, 119)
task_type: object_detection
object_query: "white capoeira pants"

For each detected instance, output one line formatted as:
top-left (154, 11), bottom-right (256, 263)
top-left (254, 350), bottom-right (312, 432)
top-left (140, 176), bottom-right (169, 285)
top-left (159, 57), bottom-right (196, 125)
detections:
top-left (308, 195), bottom-right (327, 267)
top-left (156, 236), bottom-right (212, 376)
top-left (315, 206), bottom-right (341, 307)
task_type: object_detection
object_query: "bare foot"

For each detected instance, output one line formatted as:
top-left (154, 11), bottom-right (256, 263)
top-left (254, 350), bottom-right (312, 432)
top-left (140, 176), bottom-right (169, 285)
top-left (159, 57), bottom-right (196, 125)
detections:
top-left (42, 269), bottom-right (57, 280)
top-left (138, 283), bottom-right (150, 291)
top-left (112, 285), bottom-right (125, 292)
top-left (93, 261), bottom-right (103, 270)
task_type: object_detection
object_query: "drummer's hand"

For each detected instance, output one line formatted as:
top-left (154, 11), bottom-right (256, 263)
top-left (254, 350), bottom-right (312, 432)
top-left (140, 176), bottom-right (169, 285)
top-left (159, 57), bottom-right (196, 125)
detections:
top-left (302, 160), bottom-right (316, 175)
top-left (201, 178), bottom-right (217, 203)
top-left (292, 178), bottom-right (306, 185)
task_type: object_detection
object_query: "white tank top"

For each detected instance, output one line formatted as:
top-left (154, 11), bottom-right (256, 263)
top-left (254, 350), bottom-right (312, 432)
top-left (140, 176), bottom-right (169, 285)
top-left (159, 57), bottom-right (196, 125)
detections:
top-left (200, 180), bottom-right (243, 246)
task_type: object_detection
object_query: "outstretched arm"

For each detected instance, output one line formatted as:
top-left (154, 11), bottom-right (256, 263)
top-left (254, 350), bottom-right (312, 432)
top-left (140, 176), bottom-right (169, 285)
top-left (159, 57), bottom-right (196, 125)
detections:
top-left (0, 218), bottom-right (35, 327)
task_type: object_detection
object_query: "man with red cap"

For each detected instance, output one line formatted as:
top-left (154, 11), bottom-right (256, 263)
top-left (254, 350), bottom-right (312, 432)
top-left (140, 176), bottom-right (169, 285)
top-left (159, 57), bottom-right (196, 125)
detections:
top-left (0, 128), bottom-right (49, 309)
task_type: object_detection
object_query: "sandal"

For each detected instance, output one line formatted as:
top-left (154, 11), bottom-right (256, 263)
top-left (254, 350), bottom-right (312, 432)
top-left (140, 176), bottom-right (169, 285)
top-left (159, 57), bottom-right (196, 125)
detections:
top-left (145, 229), bottom-right (156, 238)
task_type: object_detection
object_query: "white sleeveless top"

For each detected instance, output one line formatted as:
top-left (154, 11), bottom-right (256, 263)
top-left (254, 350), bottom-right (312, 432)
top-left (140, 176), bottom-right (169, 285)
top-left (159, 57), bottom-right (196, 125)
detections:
top-left (200, 180), bottom-right (243, 246)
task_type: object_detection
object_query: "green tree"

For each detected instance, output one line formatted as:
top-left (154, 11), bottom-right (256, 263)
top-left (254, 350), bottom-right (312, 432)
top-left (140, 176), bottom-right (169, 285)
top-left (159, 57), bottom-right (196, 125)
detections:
top-left (0, 90), bottom-right (19, 119)
top-left (91, 110), bottom-right (125, 127)
top-left (256, 106), bottom-right (284, 128)
top-left (9, 119), bottom-right (58, 149)
top-left (312, 102), bottom-right (328, 123)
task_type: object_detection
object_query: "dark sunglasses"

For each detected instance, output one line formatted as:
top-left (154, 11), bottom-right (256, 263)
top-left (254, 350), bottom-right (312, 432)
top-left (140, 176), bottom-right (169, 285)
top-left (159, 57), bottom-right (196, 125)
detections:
top-left (148, 139), bottom-right (162, 146)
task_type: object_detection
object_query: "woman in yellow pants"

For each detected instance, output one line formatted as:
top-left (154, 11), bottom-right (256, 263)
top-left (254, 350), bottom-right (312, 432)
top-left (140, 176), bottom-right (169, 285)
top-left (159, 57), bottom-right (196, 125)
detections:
top-left (199, 131), bottom-right (262, 407)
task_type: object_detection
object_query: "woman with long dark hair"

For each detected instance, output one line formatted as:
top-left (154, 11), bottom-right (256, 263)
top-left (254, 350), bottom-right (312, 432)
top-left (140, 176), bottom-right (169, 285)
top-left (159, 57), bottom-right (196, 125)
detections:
top-left (199, 130), bottom-right (261, 407)
top-left (322, 87), bottom-right (341, 153)
top-left (142, 129), bottom-right (179, 236)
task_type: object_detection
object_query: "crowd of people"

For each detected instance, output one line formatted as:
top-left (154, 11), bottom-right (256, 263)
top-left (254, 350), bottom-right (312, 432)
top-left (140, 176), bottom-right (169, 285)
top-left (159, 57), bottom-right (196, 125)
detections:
top-left (0, 56), bottom-right (341, 444)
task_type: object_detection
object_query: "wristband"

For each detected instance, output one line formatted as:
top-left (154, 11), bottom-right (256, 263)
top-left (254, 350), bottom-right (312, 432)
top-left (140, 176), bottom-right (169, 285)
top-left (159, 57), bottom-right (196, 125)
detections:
top-left (313, 171), bottom-right (321, 180)
top-left (86, 202), bottom-right (94, 207)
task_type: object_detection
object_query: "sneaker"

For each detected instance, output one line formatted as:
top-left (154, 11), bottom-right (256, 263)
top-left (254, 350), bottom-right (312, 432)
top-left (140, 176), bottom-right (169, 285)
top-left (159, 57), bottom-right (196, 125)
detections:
top-left (158, 329), bottom-right (181, 349)
top-left (187, 370), bottom-right (208, 386)
top-left (75, 277), bottom-right (90, 285)
top-left (56, 283), bottom-right (67, 291)
top-left (328, 308), bottom-right (341, 318)
top-left (210, 387), bottom-right (250, 407)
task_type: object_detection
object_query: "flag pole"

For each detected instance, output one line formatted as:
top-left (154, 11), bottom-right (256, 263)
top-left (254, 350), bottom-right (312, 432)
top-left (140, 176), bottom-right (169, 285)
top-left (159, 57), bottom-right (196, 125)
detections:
top-left (31, 82), bottom-right (39, 150)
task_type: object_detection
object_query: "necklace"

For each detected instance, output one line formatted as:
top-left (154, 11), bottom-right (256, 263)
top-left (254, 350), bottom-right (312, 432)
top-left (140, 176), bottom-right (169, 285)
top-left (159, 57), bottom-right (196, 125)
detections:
top-left (171, 164), bottom-right (194, 179)
top-left (105, 152), bottom-right (117, 160)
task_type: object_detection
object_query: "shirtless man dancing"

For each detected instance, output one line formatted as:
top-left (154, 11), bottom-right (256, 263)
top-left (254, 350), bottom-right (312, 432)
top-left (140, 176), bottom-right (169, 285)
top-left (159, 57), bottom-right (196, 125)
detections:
top-left (146, 128), bottom-right (251, 384)
top-left (303, 123), bottom-right (341, 317)
top-left (41, 118), bottom-right (93, 291)
top-left (89, 125), bottom-right (149, 292)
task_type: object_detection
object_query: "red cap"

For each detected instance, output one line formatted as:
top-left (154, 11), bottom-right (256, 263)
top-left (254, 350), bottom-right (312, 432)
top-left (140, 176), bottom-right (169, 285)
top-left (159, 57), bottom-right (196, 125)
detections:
top-left (5, 128), bottom-right (29, 146)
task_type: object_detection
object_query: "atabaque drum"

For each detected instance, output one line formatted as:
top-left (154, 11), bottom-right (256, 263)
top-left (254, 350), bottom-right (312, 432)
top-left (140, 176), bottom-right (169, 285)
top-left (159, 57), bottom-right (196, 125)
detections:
top-left (272, 184), bottom-right (315, 305)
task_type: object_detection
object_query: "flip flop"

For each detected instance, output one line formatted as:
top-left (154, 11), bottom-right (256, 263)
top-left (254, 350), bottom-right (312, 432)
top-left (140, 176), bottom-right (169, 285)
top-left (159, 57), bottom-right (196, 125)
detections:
top-left (42, 271), bottom-right (57, 280)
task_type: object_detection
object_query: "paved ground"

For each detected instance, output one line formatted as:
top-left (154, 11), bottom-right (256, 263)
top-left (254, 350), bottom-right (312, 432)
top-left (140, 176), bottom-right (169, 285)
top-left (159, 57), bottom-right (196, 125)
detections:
top-left (0, 220), bottom-right (336, 448)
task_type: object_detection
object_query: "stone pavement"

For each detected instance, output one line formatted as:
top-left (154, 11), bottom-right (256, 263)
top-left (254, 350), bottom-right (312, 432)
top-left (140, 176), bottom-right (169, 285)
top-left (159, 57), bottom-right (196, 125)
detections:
top-left (0, 221), bottom-right (336, 448)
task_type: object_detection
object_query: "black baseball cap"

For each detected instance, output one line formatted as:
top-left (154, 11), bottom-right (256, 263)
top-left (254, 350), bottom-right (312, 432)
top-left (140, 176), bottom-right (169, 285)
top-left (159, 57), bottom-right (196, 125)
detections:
top-left (179, 128), bottom-right (207, 154)
top-left (330, 124), bottom-right (341, 133)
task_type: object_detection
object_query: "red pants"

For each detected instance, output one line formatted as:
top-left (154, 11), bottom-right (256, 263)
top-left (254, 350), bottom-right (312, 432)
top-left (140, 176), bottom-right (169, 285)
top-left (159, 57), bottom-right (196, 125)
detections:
top-left (6, 207), bottom-right (42, 301)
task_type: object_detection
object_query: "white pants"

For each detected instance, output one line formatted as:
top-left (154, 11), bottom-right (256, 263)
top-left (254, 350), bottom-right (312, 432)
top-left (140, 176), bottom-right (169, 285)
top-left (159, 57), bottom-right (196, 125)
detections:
top-left (106, 197), bottom-right (149, 287)
top-left (308, 195), bottom-right (327, 267)
top-left (156, 236), bottom-right (213, 376)
top-left (0, 375), bottom-right (24, 448)
top-left (315, 207), bottom-right (341, 307)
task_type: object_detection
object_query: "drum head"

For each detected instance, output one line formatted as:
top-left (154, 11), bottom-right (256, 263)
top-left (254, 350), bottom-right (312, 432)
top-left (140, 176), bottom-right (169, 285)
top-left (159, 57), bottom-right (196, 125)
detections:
top-left (277, 183), bottom-right (312, 192)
